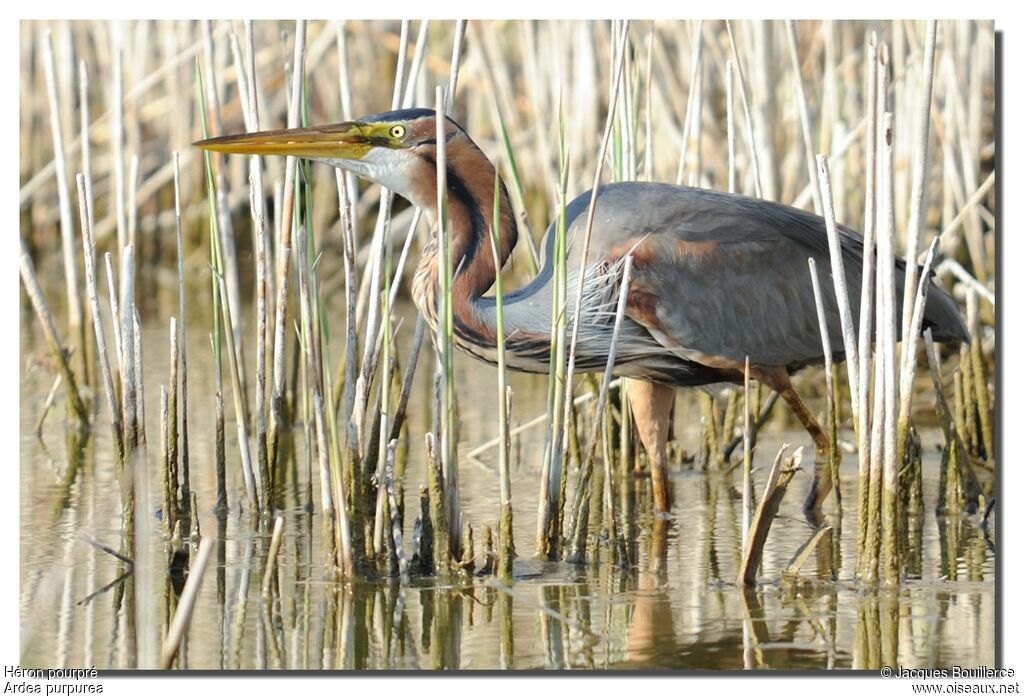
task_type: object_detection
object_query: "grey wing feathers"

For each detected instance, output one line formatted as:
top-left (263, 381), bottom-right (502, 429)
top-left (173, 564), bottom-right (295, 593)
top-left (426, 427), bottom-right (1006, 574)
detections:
top-left (560, 182), bottom-right (967, 368)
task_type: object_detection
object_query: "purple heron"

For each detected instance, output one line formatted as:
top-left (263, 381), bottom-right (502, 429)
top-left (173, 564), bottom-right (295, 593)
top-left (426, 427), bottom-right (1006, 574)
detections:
top-left (196, 107), bottom-right (967, 513)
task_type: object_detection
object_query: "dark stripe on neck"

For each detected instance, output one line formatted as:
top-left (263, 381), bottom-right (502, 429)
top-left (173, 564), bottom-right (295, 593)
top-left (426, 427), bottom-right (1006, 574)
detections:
top-left (419, 152), bottom-right (487, 283)
top-left (445, 163), bottom-right (486, 274)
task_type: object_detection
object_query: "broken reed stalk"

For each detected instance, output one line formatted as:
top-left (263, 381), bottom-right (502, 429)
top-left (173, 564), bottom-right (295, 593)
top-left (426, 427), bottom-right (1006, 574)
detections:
top-left (808, 258), bottom-right (840, 514)
top-left (76, 174), bottom-right (122, 462)
top-left (161, 537), bottom-right (213, 669)
top-left (488, 171), bottom-right (514, 578)
top-left (172, 154), bottom-right (190, 511)
top-left (42, 30), bottom-right (85, 382)
top-left (739, 445), bottom-right (802, 585)
top-left (20, 240), bottom-right (88, 424)
top-left (267, 20), bottom-right (307, 477)
top-left (565, 255), bottom-right (634, 564)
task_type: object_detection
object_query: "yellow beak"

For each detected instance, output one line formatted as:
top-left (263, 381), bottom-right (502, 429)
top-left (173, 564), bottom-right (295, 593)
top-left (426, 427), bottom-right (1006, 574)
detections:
top-left (193, 121), bottom-right (372, 160)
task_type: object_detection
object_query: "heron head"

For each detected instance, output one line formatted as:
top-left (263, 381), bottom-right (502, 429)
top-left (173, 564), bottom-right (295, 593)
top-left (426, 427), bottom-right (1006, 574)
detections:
top-left (194, 107), bottom-right (465, 210)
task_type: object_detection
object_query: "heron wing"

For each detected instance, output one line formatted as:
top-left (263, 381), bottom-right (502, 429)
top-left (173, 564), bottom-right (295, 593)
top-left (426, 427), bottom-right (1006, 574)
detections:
top-left (561, 182), bottom-right (860, 369)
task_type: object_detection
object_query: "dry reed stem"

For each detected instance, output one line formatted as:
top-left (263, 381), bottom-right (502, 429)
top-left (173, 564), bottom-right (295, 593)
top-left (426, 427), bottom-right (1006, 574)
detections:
top-left (855, 33), bottom-right (879, 576)
top-left (112, 49), bottom-right (126, 279)
top-left (20, 240), bottom-right (88, 424)
top-left (103, 253), bottom-right (123, 377)
top-left (565, 256), bottom-right (633, 563)
top-left (900, 21), bottom-right (938, 352)
top-left (237, 24), bottom-right (271, 508)
top-left (172, 153), bottom-right (190, 510)
top-left (897, 237), bottom-right (940, 468)
top-left (119, 246), bottom-right (138, 451)
top-left (488, 172), bottom-right (513, 569)
top-left (215, 274), bottom-right (259, 512)
top-left (434, 83), bottom-right (462, 558)
top-left (295, 225), bottom-right (331, 520)
top-left (42, 31), bottom-right (84, 365)
top-left (268, 20), bottom-right (307, 474)
top-left (167, 318), bottom-right (180, 523)
top-left (967, 290), bottom-right (994, 460)
top-left (922, 171), bottom-right (995, 263)
top-left (738, 445), bottom-right (802, 586)
top-left (809, 258), bottom-right (840, 513)
top-left (935, 259), bottom-right (994, 305)
top-left (76, 174), bottom-right (122, 462)
top-left (467, 384), bottom-right (615, 458)
top-left (558, 21), bottom-right (629, 554)
top-left (878, 111), bottom-right (900, 587)
top-left (816, 155), bottom-right (861, 421)
top-left (132, 310), bottom-right (146, 446)
top-left (161, 537), bottom-right (213, 669)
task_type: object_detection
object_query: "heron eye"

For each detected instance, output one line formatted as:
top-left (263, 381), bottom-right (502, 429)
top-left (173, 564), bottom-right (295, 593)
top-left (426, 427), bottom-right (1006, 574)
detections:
top-left (389, 124), bottom-right (406, 139)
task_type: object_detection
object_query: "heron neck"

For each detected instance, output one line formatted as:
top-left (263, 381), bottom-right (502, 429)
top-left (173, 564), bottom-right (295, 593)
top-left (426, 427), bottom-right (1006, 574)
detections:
top-left (413, 159), bottom-right (520, 345)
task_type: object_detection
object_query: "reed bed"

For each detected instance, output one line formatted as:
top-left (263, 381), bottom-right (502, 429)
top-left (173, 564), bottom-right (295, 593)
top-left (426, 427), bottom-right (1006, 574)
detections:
top-left (20, 19), bottom-right (995, 668)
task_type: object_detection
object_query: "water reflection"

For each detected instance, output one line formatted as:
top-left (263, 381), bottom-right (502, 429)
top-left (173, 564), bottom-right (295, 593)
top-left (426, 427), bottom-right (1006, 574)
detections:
top-left (20, 324), bottom-right (995, 671)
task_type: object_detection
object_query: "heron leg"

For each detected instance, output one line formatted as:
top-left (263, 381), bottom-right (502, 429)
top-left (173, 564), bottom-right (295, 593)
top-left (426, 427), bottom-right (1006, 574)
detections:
top-left (751, 366), bottom-right (829, 455)
top-left (626, 379), bottom-right (675, 514)
top-left (751, 366), bottom-right (832, 515)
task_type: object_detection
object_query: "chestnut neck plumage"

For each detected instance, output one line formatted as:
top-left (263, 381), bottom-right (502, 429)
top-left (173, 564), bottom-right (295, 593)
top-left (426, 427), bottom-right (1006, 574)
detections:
top-left (410, 137), bottom-right (524, 352)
